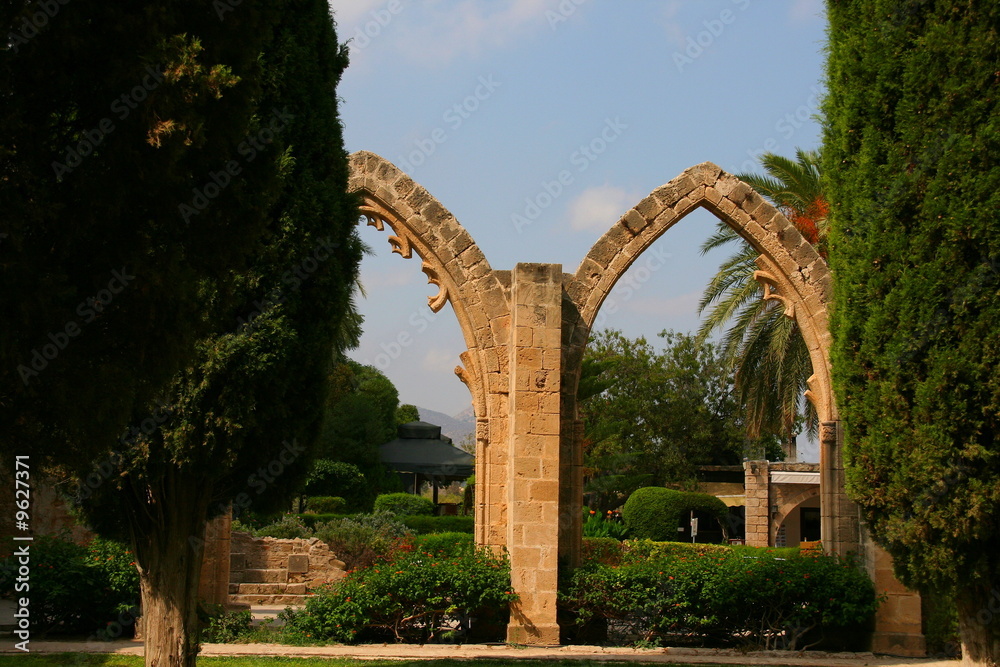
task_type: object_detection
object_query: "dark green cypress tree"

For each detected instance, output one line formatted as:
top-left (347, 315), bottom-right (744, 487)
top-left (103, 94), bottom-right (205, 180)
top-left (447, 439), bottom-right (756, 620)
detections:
top-left (824, 2), bottom-right (1000, 662)
top-left (1, 0), bottom-right (285, 467)
top-left (75, 2), bottom-right (361, 664)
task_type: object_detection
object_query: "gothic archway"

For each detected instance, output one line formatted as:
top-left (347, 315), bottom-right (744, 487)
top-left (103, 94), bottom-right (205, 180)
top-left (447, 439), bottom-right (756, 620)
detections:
top-left (346, 151), bottom-right (857, 644)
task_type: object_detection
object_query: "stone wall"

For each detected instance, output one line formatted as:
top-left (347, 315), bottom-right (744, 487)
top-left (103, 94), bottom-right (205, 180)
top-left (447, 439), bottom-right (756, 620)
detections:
top-left (228, 531), bottom-right (346, 606)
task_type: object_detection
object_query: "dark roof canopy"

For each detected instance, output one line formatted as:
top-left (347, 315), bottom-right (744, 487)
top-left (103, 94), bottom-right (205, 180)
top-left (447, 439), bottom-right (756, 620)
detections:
top-left (379, 421), bottom-right (474, 479)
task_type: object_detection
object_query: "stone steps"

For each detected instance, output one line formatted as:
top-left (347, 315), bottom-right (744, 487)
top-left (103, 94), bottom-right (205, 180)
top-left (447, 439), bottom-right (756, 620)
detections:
top-left (232, 568), bottom-right (288, 584)
top-left (228, 553), bottom-right (310, 605)
top-left (230, 593), bottom-right (311, 606)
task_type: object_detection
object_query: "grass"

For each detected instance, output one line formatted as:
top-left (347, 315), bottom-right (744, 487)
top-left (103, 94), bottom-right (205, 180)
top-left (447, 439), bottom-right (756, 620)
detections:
top-left (0, 657), bottom-right (751, 667)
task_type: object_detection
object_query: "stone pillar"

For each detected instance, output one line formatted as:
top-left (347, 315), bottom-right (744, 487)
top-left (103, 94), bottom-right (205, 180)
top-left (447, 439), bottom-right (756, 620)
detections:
top-left (506, 263), bottom-right (563, 645)
top-left (743, 460), bottom-right (770, 547)
top-left (862, 531), bottom-right (926, 656)
top-left (198, 511), bottom-right (232, 607)
top-left (820, 421), bottom-right (860, 555)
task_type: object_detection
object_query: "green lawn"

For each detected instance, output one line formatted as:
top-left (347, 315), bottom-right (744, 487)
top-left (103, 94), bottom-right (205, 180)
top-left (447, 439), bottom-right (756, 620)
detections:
top-left (0, 657), bottom-right (747, 667)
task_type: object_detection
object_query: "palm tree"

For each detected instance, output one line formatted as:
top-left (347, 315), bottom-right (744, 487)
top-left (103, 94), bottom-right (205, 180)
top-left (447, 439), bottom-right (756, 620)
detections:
top-left (697, 149), bottom-right (827, 460)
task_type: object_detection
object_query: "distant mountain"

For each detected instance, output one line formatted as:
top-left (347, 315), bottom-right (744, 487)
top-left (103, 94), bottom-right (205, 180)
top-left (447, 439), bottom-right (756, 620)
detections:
top-left (416, 406), bottom-right (475, 446)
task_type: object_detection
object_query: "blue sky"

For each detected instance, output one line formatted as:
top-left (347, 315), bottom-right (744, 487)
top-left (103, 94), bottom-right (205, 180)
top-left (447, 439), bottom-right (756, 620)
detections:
top-left (331, 0), bottom-right (827, 454)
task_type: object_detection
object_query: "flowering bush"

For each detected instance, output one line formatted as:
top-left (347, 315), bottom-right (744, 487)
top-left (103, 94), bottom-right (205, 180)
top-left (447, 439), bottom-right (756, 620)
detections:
top-left (583, 508), bottom-right (629, 540)
top-left (281, 545), bottom-right (515, 643)
top-left (561, 547), bottom-right (879, 650)
top-left (0, 534), bottom-right (139, 635)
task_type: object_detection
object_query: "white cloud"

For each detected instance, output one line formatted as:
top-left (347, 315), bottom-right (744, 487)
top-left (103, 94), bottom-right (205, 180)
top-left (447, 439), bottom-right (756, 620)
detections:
top-left (567, 184), bottom-right (639, 232)
top-left (659, 1), bottom-right (686, 50)
top-left (337, 0), bottom-right (565, 65)
top-left (422, 347), bottom-right (458, 373)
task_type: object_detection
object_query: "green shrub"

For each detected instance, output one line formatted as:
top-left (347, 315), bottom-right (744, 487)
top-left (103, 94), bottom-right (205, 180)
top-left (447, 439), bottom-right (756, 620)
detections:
top-left (303, 460), bottom-right (369, 510)
top-left (297, 513), bottom-right (348, 529)
top-left (306, 496), bottom-right (345, 514)
top-left (561, 549), bottom-right (878, 649)
top-left (0, 535), bottom-right (139, 636)
top-left (582, 537), bottom-right (622, 566)
top-left (199, 605), bottom-right (253, 643)
top-left (401, 515), bottom-right (474, 535)
top-left (621, 487), bottom-right (728, 542)
top-left (373, 493), bottom-right (435, 517)
top-left (281, 546), bottom-right (515, 643)
top-left (252, 514), bottom-right (313, 539)
top-left (412, 532), bottom-right (474, 557)
top-left (312, 512), bottom-right (411, 570)
top-left (621, 539), bottom-right (729, 564)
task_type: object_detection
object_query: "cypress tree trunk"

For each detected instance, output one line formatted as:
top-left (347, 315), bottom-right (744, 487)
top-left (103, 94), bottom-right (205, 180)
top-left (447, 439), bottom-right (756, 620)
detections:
top-left (129, 475), bottom-right (211, 667)
top-left (957, 583), bottom-right (1000, 667)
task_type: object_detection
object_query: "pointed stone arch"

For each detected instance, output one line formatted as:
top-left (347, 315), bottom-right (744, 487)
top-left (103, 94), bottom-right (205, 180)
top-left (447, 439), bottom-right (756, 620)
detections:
top-left (344, 152), bottom-right (863, 644)
top-left (562, 161), bottom-right (855, 557)
top-left (567, 162), bottom-right (835, 422)
top-left (347, 151), bottom-right (512, 548)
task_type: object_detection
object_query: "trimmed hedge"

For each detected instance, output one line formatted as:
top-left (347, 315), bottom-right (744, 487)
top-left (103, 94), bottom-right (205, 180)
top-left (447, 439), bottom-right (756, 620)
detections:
top-left (562, 548), bottom-right (878, 650)
top-left (373, 493), bottom-right (435, 517)
top-left (305, 496), bottom-right (345, 514)
top-left (401, 515), bottom-right (474, 535)
top-left (621, 487), bottom-right (728, 542)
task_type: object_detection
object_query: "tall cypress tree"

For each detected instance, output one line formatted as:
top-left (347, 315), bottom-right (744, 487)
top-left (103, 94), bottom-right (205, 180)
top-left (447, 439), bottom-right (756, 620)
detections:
top-left (824, 2), bottom-right (1000, 663)
top-left (73, 2), bottom-right (361, 664)
top-left (4, 1), bottom-right (360, 665)
top-left (1, 0), bottom-right (284, 469)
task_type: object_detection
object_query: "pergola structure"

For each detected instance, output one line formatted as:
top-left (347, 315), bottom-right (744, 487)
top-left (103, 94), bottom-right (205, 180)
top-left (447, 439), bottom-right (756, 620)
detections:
top-left (379, 420), bottom-right (473, 503)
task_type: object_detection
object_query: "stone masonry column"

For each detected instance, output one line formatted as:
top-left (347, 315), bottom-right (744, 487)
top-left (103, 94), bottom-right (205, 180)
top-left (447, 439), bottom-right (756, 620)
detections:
top-left (506, 263), bottom-right (563, 645)
top-left (743, 460), bottom-right (770, 547)
top-left (820, 421), bottom-right (860, 555)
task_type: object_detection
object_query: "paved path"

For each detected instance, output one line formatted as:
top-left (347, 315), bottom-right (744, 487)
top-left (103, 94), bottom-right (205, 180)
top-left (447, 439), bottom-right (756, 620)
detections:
top-left (3, 603), bottom-right (959, 665)
top-left (1, 639), bottom-right (960, 666)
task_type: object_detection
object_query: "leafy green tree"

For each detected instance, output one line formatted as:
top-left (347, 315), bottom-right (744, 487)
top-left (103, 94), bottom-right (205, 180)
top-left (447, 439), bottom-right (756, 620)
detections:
top-left (0, 1), bottom-right (284, 468)
top-left (58, 3), bottom-right (361, 665)
top-left (302, 460), bottom-right (367, 509)
top-left (396, 403), bottom-right (420, 425)
top-left (314, 360), bottom-right (406, 509)
top-left (697, 149), bottom-right (827, 457)
top-left (824, 2), bottom-right (1000, 663)
top-left (580, 330), bottom-right (778, 511)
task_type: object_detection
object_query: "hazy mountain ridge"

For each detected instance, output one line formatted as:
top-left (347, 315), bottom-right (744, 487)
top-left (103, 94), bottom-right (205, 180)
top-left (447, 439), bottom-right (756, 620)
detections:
top-left (416, 406), bottom-right (474, 445)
